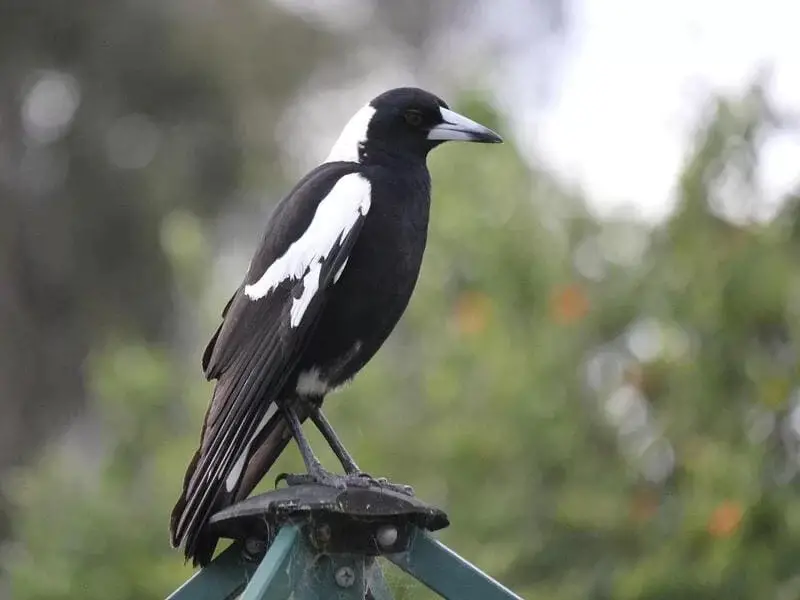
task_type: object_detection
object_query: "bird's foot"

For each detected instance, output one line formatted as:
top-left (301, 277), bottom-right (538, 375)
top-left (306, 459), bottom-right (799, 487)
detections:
top-left (349, 472), bottom-right (415, 496)
top-left (275, 469), bottom-right (414, 496)
top-left (275, 467), bottom-right (347, 491)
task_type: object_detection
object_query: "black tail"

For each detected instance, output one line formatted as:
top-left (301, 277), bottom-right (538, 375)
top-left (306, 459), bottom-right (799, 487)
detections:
top-left (170, 409), bottom-right (296, 566)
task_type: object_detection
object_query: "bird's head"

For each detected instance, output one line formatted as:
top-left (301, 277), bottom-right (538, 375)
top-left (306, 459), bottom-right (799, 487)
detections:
top-left (325, 87), bottom-right (502, 165)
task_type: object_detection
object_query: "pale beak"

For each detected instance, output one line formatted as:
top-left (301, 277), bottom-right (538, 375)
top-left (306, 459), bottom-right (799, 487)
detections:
top-left (427, 107), bottom-right (503, 143)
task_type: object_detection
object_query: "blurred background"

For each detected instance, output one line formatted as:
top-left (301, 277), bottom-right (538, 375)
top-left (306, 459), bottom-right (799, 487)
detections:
top-left (1, 0), bottom-right (800, 598)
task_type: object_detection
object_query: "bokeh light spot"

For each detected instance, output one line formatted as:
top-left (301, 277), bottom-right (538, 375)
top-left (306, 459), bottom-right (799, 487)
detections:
top-left (22, 71), bottom-right (81, 144)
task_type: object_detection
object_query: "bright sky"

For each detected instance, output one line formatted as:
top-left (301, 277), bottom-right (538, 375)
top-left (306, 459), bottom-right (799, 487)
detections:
top-left (533, 0), bottom-right (800, 222)
top-left (281, 0), bottom-right (800, 224)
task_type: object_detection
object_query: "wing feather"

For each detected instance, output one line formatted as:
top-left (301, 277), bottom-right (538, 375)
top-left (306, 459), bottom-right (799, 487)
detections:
top-left (171, 165), bottom-right (370, 565)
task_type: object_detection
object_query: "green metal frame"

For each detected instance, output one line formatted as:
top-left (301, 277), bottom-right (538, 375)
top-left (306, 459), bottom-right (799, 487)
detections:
top-left (166, 523), bottom-right (523, 600)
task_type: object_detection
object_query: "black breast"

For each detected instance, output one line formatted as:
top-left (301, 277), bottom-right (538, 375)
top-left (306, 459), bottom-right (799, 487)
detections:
top-left (295, 163), bottom-right (432, 387)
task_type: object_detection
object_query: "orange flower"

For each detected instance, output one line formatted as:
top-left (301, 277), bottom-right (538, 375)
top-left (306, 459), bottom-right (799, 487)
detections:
top-left (550, 284), bottom-right (589, 324)
top-left (708, 501), bottom-right (743, 538)
top-left (453, 291), bottom-right (492, 336)
top-left (630, 489), bottom-right (659, 523)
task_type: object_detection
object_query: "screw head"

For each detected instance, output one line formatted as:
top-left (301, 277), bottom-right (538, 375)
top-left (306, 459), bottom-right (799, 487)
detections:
top-left (376, 525), bottom-right (398, 549)
top-left (334, 565), bottom-right (355, 588)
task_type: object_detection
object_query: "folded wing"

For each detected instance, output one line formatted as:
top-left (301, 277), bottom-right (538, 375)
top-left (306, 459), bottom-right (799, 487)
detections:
top-left (170, 166), bottom-right (371, 564)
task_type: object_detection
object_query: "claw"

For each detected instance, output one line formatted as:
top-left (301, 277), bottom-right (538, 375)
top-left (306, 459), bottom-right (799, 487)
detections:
top-left (275, 472), bottom-right (327, 488)
top-left (347, 472), bottom-right (415, 496)
top-left (276, 469), bottom-right (414, 496)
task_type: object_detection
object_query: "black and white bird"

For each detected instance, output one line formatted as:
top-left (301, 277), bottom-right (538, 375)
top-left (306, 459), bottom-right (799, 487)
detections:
top-left (170, 87), bottom-right (502, 566)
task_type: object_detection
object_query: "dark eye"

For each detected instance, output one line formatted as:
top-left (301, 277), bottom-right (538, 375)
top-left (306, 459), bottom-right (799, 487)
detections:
top-left (404, 110), bottom-right (423, 127)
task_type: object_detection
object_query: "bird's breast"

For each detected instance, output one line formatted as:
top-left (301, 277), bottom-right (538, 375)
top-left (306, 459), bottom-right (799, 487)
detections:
top-left (297, 168), bottom-right (431, 388)
top-left (337, 187), bottom-right (429, 317)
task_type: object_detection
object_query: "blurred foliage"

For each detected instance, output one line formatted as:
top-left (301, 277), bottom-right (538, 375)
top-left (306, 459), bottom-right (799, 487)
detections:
top-left (3, 2), bottom-right (800, 599)
top-left (0, 0), bottom-right (346, 523)
top-left (7, 79), bottom-right (800, 599)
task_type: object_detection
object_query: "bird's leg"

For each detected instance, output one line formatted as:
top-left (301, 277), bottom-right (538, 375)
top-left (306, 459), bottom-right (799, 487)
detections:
top-left (278, 404), bottom-right (414, 496)
top-left (307, 406), bottom-right (360, 474)
top-left (278, 405), bottom-right (346, 490)
top-left (308, 405), bottom-right (414, 496)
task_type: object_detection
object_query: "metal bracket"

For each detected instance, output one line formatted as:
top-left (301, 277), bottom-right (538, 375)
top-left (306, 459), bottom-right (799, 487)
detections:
top-left (166, 484), bottom-right (522, 600)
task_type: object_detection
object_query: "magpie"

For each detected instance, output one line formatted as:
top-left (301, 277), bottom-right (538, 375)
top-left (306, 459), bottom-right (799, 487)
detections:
top-left (170, 87), bottom-right (502, 566)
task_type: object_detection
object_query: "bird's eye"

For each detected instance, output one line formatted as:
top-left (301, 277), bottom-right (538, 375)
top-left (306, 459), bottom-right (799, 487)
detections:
top-left (404, 110), bottom-right (423, 127)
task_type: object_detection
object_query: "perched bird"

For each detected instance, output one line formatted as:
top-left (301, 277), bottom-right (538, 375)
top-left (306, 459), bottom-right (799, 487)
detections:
top-left (170, 87), bottom-right (502, 566)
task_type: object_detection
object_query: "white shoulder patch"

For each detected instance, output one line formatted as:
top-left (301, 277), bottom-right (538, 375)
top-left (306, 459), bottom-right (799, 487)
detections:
top-left (244, 173), bottom-right (371, 327)
top-left (324, 104), bottom-right (376, 164)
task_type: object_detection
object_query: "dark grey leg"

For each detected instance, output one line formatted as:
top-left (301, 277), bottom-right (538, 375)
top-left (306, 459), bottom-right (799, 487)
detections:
top-left (280, 405), bottom-right (345, 489)
top-left (308, 406), bottom-right (360, 474)
top-left (278, 403), bottom-right (414, 496)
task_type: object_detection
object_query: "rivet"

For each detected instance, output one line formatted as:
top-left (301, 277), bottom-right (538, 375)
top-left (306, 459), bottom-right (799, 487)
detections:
top-left (376, 525), bottom-right (398, 549)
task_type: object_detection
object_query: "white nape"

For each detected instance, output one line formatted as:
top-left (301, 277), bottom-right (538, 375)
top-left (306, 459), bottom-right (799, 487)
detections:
top-left (244, 174), bottom-right (371, 326)
top-left (324, 104), bottom-right (376, 164)
top-left (296, 367), bottom-right (330, 396)
top-left (225, 404), bottom-right (278, 492)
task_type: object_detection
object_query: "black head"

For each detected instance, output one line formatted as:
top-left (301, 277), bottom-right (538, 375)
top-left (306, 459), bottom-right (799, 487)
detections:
top-left (325, 87), bottom-right (502, 165)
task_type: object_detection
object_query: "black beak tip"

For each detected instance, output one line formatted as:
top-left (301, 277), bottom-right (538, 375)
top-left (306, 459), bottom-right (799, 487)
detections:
top-left (476, 128), bottom-right (503, 144)
top-left (487, 131), bottom-right (503, 144)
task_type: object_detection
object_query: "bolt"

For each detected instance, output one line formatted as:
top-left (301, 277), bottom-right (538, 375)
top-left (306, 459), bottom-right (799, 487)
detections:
top-left (334, 565), bottom-right (355, 588)
top-left (376, 525), bottom-right (398, 549)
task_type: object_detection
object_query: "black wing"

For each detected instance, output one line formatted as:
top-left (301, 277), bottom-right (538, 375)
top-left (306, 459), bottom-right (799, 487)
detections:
top-left (170, 162), bottom-right (367, 563)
